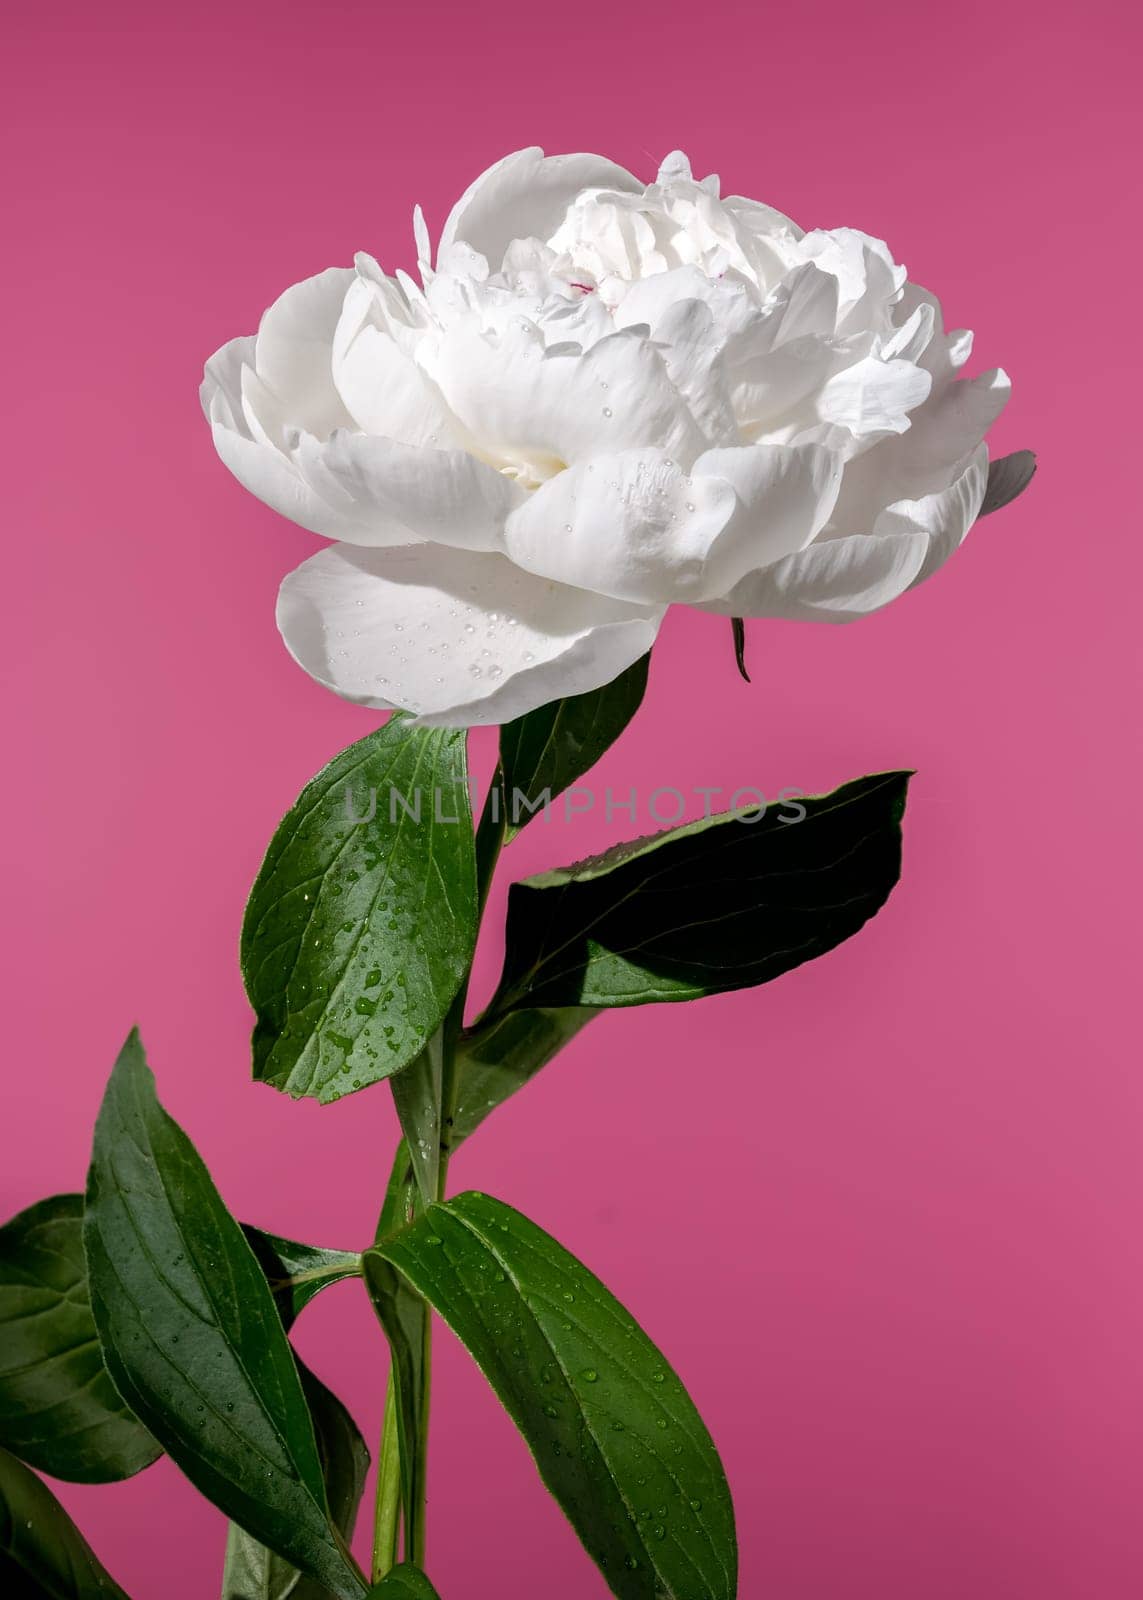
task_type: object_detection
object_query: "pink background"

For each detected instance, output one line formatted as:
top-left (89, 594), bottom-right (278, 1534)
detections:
top-left (3, 1), bottom-right (1141, 1594)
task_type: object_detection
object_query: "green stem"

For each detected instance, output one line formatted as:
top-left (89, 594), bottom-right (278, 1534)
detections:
top-left (371, 1371), bottom-right (402, 1583)
top-left (437, 763), bottom-right (507, 1200)
top-left (409, 1309), bottom-right (432, 1569)
top-left (371, 761), bottom-right (507, 1575)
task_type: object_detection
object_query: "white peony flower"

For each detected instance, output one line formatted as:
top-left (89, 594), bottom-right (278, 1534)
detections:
top-left (202, 147), bottom-right (1010, 726)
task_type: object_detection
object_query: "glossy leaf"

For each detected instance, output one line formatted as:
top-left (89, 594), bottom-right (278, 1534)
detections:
top-left (488, 772), bottom-right (910, 1012)
top-left (367, 1192), bottom-right (736, 1600)
top-left (242, 716), bottom-right (477, 1102)
top-left (367, 1569), bottom-right (440, 1599)
top-left (242, 1227), bottom-right (361, 1330)
top-left (390, 1041), bottom-right (445, 1210)
top-left (0, 1195), bottom-right (159, 1485)
top-left (979, 449), bottom-right (1036, 516)
top-left (222, 1364), bottom-right (370, 1600)
top-left (498, 657), bottom-right (649, 840)
top-left (0, 1444), bottom-right (129, 1597)
top-left (375, 1142), bottom-right (417, 1246)
top-left (451, 1008), bottom-right (596, 1148)
top-left (84, 1031), bottom-right (366, 1600)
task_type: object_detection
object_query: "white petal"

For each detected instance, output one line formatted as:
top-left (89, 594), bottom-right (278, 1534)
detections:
top-left (201, 335), bottom-right (254, 433)
top-left (277, 543), bottom-right (663, 727)
top-left (202, 337), bottom-right (363, 537)
top-left (612, 265), bottom-right (759, 345)
top-left (333, 278), bottom-right (464, 446)
top-left (731, 334), bottom-right (847, 441)
top-left (657, 150), bottom-right (694, 182)
top-left (253, 268), bottom-right (356, 438)
top-left (640, 298), bottom-right (739, 444)
top-left (692, 441), bottom-right (844, 582)
top-left (704, 527), bottom-right (930, 621)
top-left (877, 444), bottom-right (989, 585)
top-left (798, 229), bottom-right (906, 334)
top-left (702, 445), bottom-right (987, 623)
top-left (505, 450), bottom-right (737, 602)
top-left (816, 357), bottom-right (932, 443)
top-left (880, 300), bottom-right (936, 364)
top-left (420, 324), bottom-right (707, 471)
top-left (208, 420), bottom-right (359, 537)
top-left (765, 263), bottom-right (841, 347)
top-left (293, 432), bottom-right (528, 550)
top-left (333, 322), bottom-right (462, 446)
top-left (438, 148), bottom-right (643, 267)
top-left (831, 367), bottom-right (1010, 530)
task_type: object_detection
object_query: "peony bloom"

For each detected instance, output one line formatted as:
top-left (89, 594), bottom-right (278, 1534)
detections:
top-left (202, 148), bottom-right (1011, 726)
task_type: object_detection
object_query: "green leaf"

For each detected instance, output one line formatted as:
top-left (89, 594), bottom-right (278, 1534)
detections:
top-left (366, 1569), bottom-right (440, 1599)
top-left (83, 1031), bottom-right (366, 1600)
top-left (242, 716), bottom-right (477, 1103)
top-left (451, 1008), bottom-right (596, 1149)
top-left (375, 1143), bottom-right (417, 1246)
top-left (979, 449), bottom-right (1036, 516)
top-left (366, 1192), bottom-right (736, 1600)
top-left (0, 1195), bottom-right (159, 1486)
top-left (242, 1228), bottom-right (361, 1331)
top-left (498, 657), bottom-right (649, 840)
top-left (488, 771), bottom-right (910, 1012)
top-left (389, 1042), bottom-right (445, 1210)
top-left (0, 1444), bottom-right (129, 1597)
top-left (222, 1364), bottom-right (370, 1600)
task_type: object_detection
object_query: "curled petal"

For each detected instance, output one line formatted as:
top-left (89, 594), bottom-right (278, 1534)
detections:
top-left (253, 267), bottom-right (356, 438)
top-left (693, 441), bottom-right (844, 582)
top-left (707, 445), bottom-right (988, 621)
top-left (202, 338), bottom-right (364, 538)
top-left (277, 543), bottom-right (663, 727)
top-left (816, 356), bottom-right (932, 444)
top-left (880, 443), bottom-right (989, 586)
top-left (703, 530), bottom-right (930, 622)
top-left (438, 147), bottom-right (642, 268)
top-left (333, 285), bottom-right (465, 447)
top-left (832, 367), bottom-right (1010, 529)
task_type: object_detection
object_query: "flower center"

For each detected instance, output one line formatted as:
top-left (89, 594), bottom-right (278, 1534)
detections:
top-left (497, 451), bottom-right (568, 491)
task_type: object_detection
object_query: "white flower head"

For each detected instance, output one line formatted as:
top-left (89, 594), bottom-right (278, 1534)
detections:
top-left (202, 147), bottom-right (1010, 726)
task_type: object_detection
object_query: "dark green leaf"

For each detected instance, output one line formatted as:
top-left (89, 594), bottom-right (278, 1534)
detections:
top-left (0, 1195), bottom-right (159, 1485)
top-left (367, 1192), bottom-right (736, 1600)
top-left (242, 1228), bottom-right (361, 1331)
top-left (979, 449), bottom-right (1036, 516)
top-left (0, 1444), bottom-right (129, 1598)
top-left (499, 657), bottom-right (649, 840)
top-left (375, 1143), bottom-right (417, 1247)
top-left (390, 1042), bottom-right (444, 1210)
top-left (222, 1364), bottom-right (370, 1600)
top-left (242, 716), bottom-right (477, 1102)
top-left (83, 1031), bottom-right (365, 1600)
top-left (366, 1569), bottom-right (440, 1599)
top-left (488, 772), bottom-right (910, 1012)
top-left (451, 1008), bottom-right (596, 1148)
